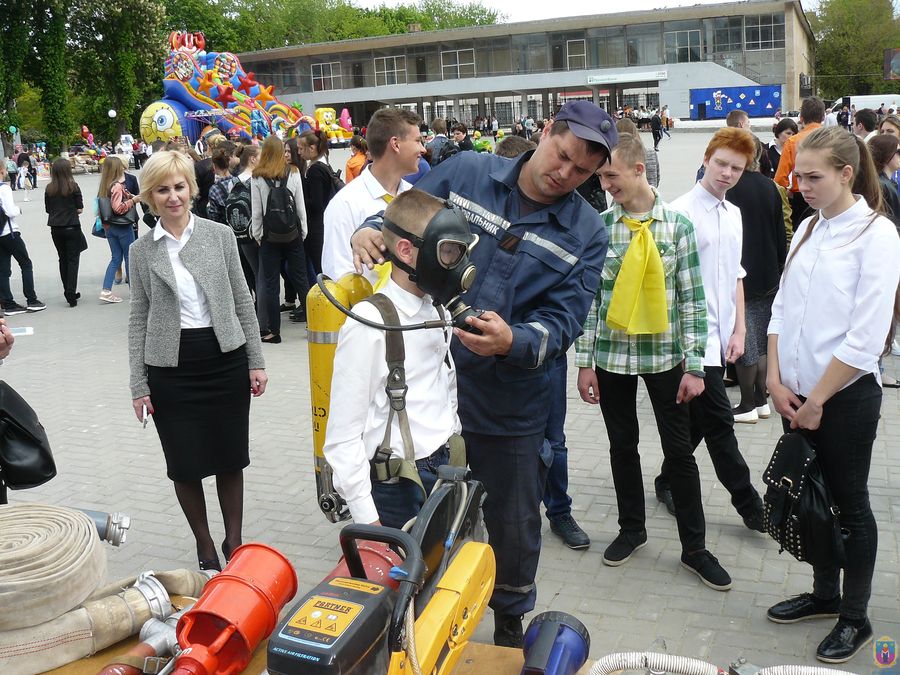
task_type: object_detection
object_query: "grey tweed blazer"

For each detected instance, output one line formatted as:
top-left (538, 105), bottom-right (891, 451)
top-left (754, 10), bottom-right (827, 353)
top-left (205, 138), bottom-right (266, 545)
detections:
top-left (128, 217), bottom-right (265, 399)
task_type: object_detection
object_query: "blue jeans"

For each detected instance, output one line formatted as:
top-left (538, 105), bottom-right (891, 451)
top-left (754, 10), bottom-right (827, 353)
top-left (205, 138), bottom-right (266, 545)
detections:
top-left (102, 225), bottom-right (135, 290)
top-left (542, 355), bottom-right (573, 519)
top-left (371, 445), bottom-right (449, 529)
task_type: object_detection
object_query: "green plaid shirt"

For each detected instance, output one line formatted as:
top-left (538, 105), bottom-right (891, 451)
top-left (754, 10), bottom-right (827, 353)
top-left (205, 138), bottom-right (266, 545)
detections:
top-left (574, 190), bottom-right (708, 375)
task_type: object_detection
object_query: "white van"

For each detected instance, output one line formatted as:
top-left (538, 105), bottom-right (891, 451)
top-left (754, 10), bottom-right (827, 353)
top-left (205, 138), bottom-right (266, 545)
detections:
top-left (838, 94), bottom-right (900, 112)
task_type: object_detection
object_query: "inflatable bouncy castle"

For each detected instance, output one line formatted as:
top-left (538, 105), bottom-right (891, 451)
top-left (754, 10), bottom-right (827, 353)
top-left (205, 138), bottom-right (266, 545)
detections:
top-left (139, 32), bottom-right (316, 144)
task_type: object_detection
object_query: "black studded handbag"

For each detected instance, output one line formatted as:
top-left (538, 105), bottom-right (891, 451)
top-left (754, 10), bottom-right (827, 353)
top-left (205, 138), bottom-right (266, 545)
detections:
top-left (762, 432), bottom-right (846, 567)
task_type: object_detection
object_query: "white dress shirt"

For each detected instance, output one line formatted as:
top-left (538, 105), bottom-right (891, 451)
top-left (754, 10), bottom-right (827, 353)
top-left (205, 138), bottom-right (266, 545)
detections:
top-left (321, 166), bottom-right (410, 283)
top-left (153, 216), bottom-right (213, 328)
top-left (0, 184), bottom-right (21, 237)
top-left (769, 196), bottom-right (900, 396)
top-left (671, 182), bottom-right (745, 367)
top-left (323, 278), bottom-right (461, 524)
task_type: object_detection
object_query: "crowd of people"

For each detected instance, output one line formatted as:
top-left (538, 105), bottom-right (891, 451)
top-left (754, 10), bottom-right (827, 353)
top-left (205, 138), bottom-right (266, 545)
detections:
top-left (0, 94), bottom-right (897, 666)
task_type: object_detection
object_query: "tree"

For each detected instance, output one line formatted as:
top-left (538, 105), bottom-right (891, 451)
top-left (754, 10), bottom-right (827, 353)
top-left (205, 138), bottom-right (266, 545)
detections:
top-left (31, 1), bottom-right (74, 154)
top-left (0, 4), bottom-right (33, 154)
top-left (68, 0), bottom-right (166, 140)
top-left (808, 0), bottom-right (900, 100)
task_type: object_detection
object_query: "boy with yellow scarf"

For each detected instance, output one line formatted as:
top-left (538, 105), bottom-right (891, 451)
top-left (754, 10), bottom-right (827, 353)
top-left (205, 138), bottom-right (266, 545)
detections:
top-left (574, 133), bottom-right (732, 591)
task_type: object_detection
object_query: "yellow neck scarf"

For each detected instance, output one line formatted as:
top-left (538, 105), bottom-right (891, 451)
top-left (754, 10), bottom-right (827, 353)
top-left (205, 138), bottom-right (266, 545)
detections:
top-left (373, 194), bottom-right (394, 291)
top-left (606, 216), bottom-right (669, 335)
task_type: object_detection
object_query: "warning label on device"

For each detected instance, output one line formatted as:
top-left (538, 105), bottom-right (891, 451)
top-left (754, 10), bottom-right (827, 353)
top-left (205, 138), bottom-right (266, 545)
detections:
top-left (328, 578), bottom-right (385, 595)
top-left (282, 596), bottom-right (363, 645)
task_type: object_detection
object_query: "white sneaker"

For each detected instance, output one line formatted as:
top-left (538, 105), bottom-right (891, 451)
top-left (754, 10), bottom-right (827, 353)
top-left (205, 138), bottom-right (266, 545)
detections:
top-left (99, 290), bottom-right (123, 303)
top-left (756, 404), bottom-right (772, 419)
top-left (733, 408), bottom-right (759, 424)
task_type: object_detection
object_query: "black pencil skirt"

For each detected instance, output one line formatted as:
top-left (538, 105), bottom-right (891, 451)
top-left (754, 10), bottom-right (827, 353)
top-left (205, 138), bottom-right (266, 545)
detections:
top-left (147, 327), bottom-right (250, 482)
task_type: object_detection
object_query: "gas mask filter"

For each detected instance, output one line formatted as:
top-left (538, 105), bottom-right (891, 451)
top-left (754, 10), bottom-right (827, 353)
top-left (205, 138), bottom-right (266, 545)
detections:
top-left (383, 202), bottom-right (482, 332)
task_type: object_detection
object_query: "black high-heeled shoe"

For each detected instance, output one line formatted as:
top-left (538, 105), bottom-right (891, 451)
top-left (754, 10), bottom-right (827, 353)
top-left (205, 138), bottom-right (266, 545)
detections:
top-left (222, 539), bottom-right (241, 564)
top-left (198, 556), bottom-right (222, 572)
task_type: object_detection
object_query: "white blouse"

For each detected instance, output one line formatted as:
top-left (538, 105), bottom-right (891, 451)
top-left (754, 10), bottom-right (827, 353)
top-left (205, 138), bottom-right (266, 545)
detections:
top-left (769, 196), bottom-right (900, 396)
top-left (153, 216), bottom-right (212, 328)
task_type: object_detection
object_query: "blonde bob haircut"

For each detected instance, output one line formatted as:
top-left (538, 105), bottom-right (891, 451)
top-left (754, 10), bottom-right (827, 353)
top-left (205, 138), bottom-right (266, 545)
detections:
top-left (139, 150), bottom-right (199, 216)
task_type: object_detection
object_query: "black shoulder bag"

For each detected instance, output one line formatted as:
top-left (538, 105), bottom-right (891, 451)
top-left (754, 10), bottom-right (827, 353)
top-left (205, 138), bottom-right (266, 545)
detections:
top-left (0, 381), bottom-right (57, 503)
top-left (762, 432), bottom-right (846, 567)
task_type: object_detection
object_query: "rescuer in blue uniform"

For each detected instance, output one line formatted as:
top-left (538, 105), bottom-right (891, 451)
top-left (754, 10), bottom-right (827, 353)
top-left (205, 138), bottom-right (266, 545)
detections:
top-left (351, 102), bottom-right (616, 647)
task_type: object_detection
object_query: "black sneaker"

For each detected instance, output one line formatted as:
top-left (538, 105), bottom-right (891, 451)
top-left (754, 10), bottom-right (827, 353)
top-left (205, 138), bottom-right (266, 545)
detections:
top-left (741, 506), bottom-right (766, 533)
top-left (289, 308), bottom-right (307, 323)
top-left (680, 550), bottom-right (732, 591)
top-left (493, 613), bottom-right (524, 648)
top-left (602, 530), bottom-right (647, 566)
top-left (816, 618), bottom-right (873, 664)
top-left (2, 303), bottom-right (28, 316)
top-left (655, 486), bottom-right (676, 515)
top-left (767, 593), bottom-right (841, 624)
top-left (26, 299), bottom-right (46, 312)
top-left (279, 303), bottom-right (295, 312)
top-left (548, 513), bottom-right (590, 550)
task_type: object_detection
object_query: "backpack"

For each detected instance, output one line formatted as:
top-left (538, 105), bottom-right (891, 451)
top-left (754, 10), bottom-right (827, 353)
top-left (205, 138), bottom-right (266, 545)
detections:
top-left (323, 163), bottom-right (344, 196)
top-left (262, 173), bottom-right (299, 243)
top-left (224, 178), bottom-right (252, 242)
top-left (436, 140), bottom-right (459, 166)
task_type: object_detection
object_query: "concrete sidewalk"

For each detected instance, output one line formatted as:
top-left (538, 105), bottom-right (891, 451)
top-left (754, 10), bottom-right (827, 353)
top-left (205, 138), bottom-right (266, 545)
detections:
top-left (2, 134), bottom-right (896, 672)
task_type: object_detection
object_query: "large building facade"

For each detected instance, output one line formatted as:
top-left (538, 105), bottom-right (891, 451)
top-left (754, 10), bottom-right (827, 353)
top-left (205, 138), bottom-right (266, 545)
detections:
top-left (238, 0), bottom-right (813, 126)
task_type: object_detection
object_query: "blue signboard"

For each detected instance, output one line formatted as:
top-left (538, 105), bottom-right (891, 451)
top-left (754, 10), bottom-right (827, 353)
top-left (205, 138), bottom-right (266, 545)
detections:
top-left (689, 85), bottom-right (783, 119)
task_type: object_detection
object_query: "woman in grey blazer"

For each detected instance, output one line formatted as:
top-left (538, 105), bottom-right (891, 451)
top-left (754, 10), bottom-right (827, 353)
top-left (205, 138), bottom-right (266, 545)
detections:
top-left (128, 150), bottom-right (266, 571)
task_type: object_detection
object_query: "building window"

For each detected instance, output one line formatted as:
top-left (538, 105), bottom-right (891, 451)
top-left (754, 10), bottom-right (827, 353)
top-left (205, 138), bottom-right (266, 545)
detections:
top-left (665, 29), bottom-right (701, 63)
top-left (282, 65), bottom-right (297, 89)
top-left (745, 13), bottom-right (785, 50)
top-left (567, 39), bottom-right (586, 70)
top-left (441, 48), bottom-right (475, 79)
top-left (374, 55), bottom-right (406, 86)
top-left (311, 62), bottom-right (342, 91)
top-left (713, 16), bottom-right (743, 52)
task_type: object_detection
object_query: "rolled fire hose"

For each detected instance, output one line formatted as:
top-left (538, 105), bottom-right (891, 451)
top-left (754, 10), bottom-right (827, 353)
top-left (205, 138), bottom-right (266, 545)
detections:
top-left (590, 652), bottom-right (720, 675)
top-left (758, 667), bottom-right (852, 675)
top-left (0, 504), bottom-right (107, 631)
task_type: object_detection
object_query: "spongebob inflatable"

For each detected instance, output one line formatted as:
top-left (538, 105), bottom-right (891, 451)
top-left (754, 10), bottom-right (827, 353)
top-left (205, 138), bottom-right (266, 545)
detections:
top-left (314, 107), bottom-right (352, 146)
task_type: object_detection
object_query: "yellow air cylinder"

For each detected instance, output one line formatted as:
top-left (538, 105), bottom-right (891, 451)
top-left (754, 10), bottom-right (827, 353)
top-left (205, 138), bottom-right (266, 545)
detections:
top-left (307, 273), bottom-right (373, 522)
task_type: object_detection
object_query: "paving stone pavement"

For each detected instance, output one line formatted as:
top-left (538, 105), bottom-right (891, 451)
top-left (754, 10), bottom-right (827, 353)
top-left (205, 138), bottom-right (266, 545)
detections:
top-left (3, 133), bottom-right (897, 673)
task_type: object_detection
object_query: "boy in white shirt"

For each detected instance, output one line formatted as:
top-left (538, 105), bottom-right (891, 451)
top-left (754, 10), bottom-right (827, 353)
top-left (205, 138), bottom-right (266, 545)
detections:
top-left (323, 189), bottom-right (463, 528)
top-left (655, 127), bottom-right (765, 532)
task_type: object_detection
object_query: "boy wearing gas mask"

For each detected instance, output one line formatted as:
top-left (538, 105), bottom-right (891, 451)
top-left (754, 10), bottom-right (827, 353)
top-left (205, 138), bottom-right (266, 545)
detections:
top-left (322, 189), bottom-right (476, 530)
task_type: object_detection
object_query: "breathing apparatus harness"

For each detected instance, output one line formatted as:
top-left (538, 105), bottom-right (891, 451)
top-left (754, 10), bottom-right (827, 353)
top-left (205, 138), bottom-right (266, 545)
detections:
top-left (314, 201), bottom-right (479, 491)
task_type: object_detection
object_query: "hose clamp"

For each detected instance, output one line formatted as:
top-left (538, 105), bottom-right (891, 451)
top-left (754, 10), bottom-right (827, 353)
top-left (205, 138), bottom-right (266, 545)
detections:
top-left (134, 572), bottom-right (171, 620)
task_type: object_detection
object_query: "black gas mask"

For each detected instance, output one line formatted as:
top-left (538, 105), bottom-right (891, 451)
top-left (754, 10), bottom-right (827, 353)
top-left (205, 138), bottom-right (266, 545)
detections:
top-left (383, 202), bottom-right (481, 331)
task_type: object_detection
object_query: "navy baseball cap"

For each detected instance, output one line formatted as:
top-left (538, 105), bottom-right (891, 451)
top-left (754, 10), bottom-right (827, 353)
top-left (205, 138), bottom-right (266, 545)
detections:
top-left (554, 101), bottom-right (618, 153)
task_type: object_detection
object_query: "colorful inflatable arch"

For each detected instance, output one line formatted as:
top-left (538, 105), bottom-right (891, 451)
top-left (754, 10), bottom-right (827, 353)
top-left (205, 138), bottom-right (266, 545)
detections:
top-left (140, 32), bottom-right (316, 144)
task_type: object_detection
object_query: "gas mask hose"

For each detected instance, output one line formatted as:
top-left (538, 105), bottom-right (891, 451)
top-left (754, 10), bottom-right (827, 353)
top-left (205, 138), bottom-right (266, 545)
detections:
top-left (316, 274), bottom-right (449, 332)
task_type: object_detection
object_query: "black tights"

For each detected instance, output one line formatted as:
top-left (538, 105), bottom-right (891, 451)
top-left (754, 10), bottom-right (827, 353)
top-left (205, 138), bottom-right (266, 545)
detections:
top-left (173, 470), bottom-right (244, 564)
top-left (735, 356), bottom-right (768, 412)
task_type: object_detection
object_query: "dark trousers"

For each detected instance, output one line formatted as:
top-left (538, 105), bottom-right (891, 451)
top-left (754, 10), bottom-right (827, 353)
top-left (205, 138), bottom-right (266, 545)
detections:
top-left (657, 366), bottom-right (761, 517)
top-left (790, 191), bottom-right (813, 231)
top-left (50, 227), bottom-right (84, 303)
top-left (652, 129), bottom-right (663, 149)
top-left (783, 374), bottom-right (881, 620)
top-left (0, 232), bottom-right (37, 306)
top-left (542, 355), bottom-right (572, 519)
top-left (258, 238), bottom-right (309, 335)
top-left (238, 240), bottom-right (265, 332)
top-left (596, 366), bottom-right (706, 551)
top-left (465, 429), bottom-right (548, 616)
top-left (371, 446), bottom-right (449, 529)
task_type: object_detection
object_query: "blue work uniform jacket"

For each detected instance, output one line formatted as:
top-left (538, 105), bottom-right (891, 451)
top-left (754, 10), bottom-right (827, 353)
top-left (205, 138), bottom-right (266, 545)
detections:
top-left (413, 150), bottom-right (608, 436)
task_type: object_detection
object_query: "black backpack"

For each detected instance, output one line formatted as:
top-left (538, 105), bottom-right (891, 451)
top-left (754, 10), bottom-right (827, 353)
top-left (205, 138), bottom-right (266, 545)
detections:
top-left (323, 163), bottom-right (344, 196)
top-left (436, 139), bottom-right (459, 166)
top-left (262, 173), bottom-right (299, 243)
top-left (224, 178), bottom-right (252, 242)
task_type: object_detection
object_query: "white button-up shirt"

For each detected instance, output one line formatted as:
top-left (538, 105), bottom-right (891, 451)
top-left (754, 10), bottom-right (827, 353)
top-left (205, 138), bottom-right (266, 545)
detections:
top-left (769, 196), bottom-right (900, 396)
top-left (153, 216), bottom-right (212, 328)
top-left (672, 182), bottom-right (745, 367)
top-left (323, 278), bottom-right (461, 525)
top-left (321, 166), bottom-right (410, 283)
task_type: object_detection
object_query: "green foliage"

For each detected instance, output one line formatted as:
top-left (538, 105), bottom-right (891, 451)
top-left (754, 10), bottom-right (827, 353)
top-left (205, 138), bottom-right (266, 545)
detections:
top-left (808, 0), bottom-right (900, 99)
top-left (32, 1), bottom-right (74, 155)
top-left (0, 3), bottom-right (33, 152)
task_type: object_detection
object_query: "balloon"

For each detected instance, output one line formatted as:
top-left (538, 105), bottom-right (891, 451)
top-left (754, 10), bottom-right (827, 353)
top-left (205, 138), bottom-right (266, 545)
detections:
top-left (108, 109), bottom-right (117, 118)
top-left (7, 126), bottom-right (16, 134)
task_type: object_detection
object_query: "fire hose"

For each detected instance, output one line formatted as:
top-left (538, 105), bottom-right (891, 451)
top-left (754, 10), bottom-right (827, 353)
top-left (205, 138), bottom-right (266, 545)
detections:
top-left (0, 504), bottom-right (107, 630)
top-left (589, 653), bottom-right (855, 675)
